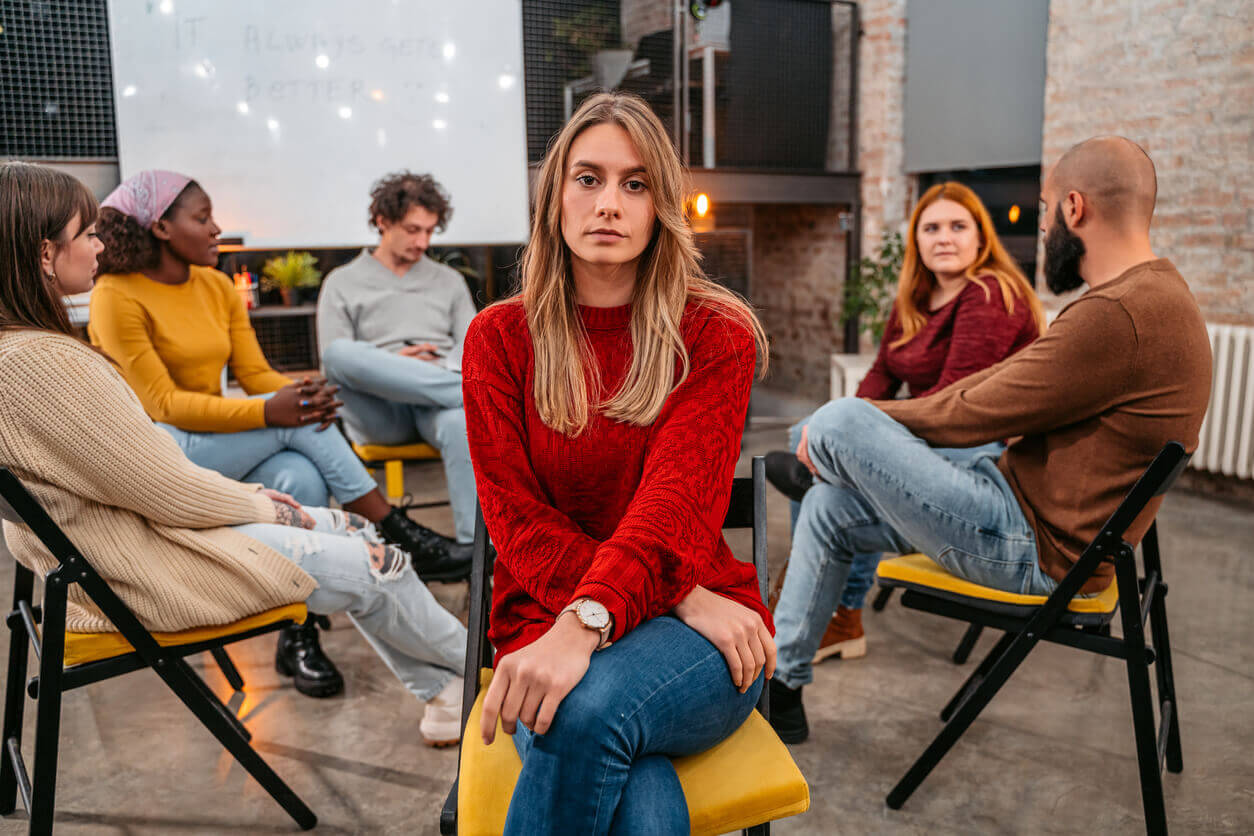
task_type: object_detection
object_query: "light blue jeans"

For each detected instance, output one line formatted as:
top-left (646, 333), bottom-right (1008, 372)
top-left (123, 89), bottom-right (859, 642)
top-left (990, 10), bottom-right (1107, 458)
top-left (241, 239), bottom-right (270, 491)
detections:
top-left (774, 398), bottom-right (1053, 689)
top-left (505, 616), bottom-right (763, 836)
top-left (322, 339), bottom-right (476, 543)
top-left (788, 416), bottom-right (878, 609)
top-left (236, 507), bottom-right (465, 700)
top-left (158, 396), bottom-right (379, 508)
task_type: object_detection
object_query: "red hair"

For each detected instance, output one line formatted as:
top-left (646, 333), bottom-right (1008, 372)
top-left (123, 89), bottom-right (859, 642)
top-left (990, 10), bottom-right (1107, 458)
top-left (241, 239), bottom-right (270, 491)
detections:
top-left (892, 181), bottom-right (1044, 348)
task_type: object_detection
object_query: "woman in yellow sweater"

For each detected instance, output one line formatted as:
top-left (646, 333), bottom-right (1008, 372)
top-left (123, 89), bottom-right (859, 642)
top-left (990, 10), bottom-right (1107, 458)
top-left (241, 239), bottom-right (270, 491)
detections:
top-left (0, 161), bottom-right (466, 745)
top-left (90, 171), bottom-right (470, 698)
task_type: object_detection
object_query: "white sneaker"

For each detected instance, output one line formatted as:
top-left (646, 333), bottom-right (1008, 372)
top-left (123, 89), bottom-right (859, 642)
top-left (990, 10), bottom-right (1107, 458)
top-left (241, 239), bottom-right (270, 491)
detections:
top-left (420, 675), bottom-right (463, 748)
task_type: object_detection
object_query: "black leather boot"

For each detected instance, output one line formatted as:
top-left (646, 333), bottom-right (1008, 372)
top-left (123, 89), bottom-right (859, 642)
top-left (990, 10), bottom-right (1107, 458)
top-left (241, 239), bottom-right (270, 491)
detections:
top-left (764, 450), bottom-right (814, 502)
top-left (768, 679), bottom-right (809, 744)
top-left (275, 615), bottom-right (344, 698)
top-left (378, 507), bottom-right (472, 583)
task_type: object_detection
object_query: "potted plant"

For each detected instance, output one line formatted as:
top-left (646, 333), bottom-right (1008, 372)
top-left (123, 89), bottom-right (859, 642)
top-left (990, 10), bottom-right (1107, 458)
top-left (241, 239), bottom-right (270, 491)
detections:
top-left (261, 251), bottom-right (322, 307)
top-left (842, 230), bottom-right (903, 344)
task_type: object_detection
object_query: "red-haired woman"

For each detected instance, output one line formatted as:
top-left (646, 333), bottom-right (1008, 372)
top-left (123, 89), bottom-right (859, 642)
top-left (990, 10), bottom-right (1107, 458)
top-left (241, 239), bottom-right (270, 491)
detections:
top-left (766, 182), bottom-right (1044, 678)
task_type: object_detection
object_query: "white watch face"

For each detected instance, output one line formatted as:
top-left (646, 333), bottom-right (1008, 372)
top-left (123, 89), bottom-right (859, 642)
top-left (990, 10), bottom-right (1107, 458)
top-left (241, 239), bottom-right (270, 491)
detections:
top-left (577, 599), bottom-right (610, 630)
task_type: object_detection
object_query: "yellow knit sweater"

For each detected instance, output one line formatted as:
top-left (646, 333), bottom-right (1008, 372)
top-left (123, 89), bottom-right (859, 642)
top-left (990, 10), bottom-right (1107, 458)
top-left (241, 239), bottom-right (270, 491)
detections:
top-left (88, 266), bottom-right (292, 432)
top-left (0, 330), bottom-right (316, 633)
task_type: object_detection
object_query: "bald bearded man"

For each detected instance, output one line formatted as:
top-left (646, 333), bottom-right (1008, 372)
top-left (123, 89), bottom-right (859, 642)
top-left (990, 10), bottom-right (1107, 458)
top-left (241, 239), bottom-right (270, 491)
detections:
top-left (767, 136), bottom-right (1212, 744)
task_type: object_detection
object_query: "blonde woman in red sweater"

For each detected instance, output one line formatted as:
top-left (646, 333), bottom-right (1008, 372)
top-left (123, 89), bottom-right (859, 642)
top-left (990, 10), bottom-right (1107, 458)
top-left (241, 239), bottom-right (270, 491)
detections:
top-left (462, 93), bottom-right (772, 834)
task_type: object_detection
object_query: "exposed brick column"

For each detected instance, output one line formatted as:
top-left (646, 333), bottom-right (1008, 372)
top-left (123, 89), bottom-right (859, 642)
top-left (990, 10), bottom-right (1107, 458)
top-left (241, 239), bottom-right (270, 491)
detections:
top-left (1042, 0), bottom-right (1254, 323)
top-left (857, 0), bottom-right (912, 261)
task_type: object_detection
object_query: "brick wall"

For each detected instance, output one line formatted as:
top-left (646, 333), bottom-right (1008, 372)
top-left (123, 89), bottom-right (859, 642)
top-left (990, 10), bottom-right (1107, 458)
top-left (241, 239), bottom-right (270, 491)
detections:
top-left (752, 205), bottom-right (849, 400)
top-left (1042, 0), bottom-right (1254, 323)
top-left (857, 0), bottom-right (912, 259)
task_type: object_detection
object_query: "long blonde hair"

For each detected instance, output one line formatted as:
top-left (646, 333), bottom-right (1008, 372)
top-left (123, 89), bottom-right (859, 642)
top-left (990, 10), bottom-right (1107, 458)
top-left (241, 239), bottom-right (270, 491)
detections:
top-left (517, 92), bottom-right (767, 437)
top-left (892, 182), bottom-right (1045, 348)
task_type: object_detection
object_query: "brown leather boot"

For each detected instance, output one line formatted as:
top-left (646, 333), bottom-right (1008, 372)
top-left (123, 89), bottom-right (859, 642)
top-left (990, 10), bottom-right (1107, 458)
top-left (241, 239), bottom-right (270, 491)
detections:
top-left (812, 605), bottom-right (866, 663)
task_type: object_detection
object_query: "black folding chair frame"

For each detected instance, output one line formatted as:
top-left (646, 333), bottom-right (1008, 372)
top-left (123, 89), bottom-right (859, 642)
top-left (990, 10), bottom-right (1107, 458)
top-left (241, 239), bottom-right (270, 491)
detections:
top-left (0, 469), bottom-right (316, 834)
top-left (879, 442), bottom-right (1189, 836)
top-left (440, 456), bottom-right (775, 836)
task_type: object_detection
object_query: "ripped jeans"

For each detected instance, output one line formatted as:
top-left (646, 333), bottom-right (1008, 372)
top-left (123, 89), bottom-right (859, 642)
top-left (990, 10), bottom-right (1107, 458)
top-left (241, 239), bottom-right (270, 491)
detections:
top-left (236, 507), bottom-right (466, 701)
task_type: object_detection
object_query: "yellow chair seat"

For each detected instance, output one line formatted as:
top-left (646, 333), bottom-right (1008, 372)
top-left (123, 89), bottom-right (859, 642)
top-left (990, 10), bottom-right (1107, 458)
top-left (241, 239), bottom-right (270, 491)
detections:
top-left (457, 669), bottom-right (809, 835)
top-left (351, 442), bottom-right (442, 502)
top-left (350, 441), bottom-right (440, 462)
top-left (877, 553), bottom-right (1118, 624)
top-left (63, 603), bottom-right (308, 668)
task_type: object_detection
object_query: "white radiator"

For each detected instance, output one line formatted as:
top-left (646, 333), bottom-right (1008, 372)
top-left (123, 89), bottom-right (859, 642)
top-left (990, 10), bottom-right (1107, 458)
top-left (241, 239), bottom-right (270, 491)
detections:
top-left (1195, 324), bottom-right (1254, 478)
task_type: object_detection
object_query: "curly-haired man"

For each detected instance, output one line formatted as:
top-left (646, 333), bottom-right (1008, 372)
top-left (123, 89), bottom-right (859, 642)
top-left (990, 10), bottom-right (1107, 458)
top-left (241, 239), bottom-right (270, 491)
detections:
top-left (317, 171), bottom-right (477, 573)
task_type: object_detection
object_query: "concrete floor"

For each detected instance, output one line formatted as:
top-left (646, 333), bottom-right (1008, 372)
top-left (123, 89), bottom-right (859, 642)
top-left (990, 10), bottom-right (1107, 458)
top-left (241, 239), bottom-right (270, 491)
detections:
top-left (0, 423), bottom-right (1250, 834)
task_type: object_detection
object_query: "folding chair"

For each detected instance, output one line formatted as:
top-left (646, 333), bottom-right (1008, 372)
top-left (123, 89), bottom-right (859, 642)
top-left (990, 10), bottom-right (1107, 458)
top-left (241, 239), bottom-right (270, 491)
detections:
top-left (351, 441), bottom-right (449, 508)
top-left (0, 469), bottom-right (317, 834)
top-left (875, 442), bottom-right (1189, 835)
top-left (439, 456), bottom-right (809, 835)
top-left (871, 584), bottom-right (985, 664)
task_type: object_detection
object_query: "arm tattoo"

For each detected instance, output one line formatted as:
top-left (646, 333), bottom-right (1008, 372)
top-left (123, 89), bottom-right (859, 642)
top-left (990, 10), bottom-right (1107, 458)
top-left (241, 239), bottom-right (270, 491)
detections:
top-left (273, 501), bottom-right (301, 527)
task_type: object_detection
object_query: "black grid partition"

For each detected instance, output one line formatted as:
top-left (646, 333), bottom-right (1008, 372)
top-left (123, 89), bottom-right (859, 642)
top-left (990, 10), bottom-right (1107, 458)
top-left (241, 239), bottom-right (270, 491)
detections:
top-left (0, 0), bottom-right (117, 158)
top-left (521, 0), bottom-right (622, 163)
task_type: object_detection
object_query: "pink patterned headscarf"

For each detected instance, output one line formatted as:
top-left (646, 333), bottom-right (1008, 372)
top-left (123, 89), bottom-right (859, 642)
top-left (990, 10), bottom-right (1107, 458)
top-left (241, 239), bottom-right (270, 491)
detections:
top-left (100, 170), bottom-right (193, 228)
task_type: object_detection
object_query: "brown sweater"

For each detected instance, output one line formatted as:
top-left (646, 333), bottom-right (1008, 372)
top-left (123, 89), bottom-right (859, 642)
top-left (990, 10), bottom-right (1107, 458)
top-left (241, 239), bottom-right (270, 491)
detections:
top-left (875, 259), bottom-right (1211, 592)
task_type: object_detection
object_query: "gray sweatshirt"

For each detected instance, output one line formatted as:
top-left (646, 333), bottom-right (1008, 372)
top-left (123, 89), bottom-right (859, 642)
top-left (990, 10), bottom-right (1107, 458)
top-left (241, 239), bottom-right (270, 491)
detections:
top-left (316, 249), bottom-right (475, 372)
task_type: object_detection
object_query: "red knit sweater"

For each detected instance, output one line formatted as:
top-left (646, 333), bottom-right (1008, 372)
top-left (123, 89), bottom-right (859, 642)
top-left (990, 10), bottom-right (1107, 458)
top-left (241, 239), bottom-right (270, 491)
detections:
top-left (857, 276), bottom-right (1039, 399)
top-left (462, 299), bottom-right (772, 661)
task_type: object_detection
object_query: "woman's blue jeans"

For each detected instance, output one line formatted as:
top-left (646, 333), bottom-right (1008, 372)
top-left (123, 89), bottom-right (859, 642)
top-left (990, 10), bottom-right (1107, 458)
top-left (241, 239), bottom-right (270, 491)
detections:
top-left (774, 398), bottom-right (1051, 690)
top-left (158, 395), bottom-right (378, 508)
top-left (505, 616), bottom-right (763, 836)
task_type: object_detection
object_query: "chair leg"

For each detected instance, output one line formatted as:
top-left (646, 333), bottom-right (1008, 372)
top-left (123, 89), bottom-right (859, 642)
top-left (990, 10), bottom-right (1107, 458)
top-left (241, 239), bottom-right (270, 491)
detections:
top-left (887, 626), bottom-right (1038, 810)
top-left (182, 661), bottom-right (253, 743)
top-left (29, 578), bottom-right (68, 836)
top-left (951, 623), bottom-right (984, 665)
top-left (1148, 592), bottom-right (1183, 774)
top-left (0, 570), bottom-right (34, 815)
top-left (871, 586), bottom-right (893, 612)
top-left (744, 823), bottom-right (769, 835)
top-left (941, 630), bottom-right (1014, 722)
top-left (1115, 563), bottom-right (1169, 835)
top-left (157, 657), bottom-right (316, 829)
top-left (210, 647), bottom-right (246, 692)
top-left (385, 460), bottom-right (404, 502)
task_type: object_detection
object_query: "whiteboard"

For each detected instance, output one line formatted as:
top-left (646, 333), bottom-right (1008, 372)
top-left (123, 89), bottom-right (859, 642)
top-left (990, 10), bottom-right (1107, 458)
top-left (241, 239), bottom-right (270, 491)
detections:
top-left (107, 0), bottom-right (530, 248)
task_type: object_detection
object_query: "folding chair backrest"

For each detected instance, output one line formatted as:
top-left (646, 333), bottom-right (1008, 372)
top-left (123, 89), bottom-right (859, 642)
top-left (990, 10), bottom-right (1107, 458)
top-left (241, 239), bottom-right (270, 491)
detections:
top-left (1097, 442), bottom-right (1190, 544)
top-left (0, 468), bottom-right (170, 663)
top-left (457, 456), bottom-right (770, 731)
top-left (0, 469), bottom-right (80, 565)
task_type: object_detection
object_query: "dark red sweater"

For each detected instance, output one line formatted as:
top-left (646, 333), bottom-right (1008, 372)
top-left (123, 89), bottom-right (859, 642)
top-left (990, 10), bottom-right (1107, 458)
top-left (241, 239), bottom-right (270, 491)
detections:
top-left (857, 276), bottom-right (1039, 399)
top-left (462, 299), bottom-right (772, 661)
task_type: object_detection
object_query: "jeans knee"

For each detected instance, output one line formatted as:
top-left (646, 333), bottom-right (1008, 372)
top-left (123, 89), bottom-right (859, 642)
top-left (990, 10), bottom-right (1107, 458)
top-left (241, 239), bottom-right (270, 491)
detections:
top-left (809, 397), bottom-right (885, 454)
top-left (544, 683), bottom-right (620, 748)
top-left (322, 339), bottom-right (362, 383)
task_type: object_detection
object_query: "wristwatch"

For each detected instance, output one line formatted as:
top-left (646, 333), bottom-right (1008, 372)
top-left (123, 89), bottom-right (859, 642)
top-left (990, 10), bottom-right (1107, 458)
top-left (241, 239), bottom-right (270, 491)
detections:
top-left (560, 598), bottom-right (613, 650)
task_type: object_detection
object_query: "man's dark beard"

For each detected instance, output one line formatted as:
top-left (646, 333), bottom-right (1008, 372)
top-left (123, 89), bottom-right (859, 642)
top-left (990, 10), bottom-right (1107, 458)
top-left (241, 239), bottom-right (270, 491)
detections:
top-left (1043, 205), bottom-right (1086, 295)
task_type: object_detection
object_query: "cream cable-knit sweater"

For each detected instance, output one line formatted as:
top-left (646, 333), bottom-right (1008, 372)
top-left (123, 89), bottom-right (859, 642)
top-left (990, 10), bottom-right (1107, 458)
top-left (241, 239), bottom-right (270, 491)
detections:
top-left (0, 330), bottom-right (316, 633)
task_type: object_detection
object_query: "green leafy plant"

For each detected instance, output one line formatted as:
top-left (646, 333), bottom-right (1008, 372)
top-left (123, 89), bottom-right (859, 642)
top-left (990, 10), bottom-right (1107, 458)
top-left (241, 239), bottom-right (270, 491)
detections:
top-left (842, 231), bottom-right (903, 343)
top-left (428, 248), bottom-right (482, 283)
top-left (552, 8), bottom-right (621, 76)
top-left (261, 251), bottom-right (322, 292)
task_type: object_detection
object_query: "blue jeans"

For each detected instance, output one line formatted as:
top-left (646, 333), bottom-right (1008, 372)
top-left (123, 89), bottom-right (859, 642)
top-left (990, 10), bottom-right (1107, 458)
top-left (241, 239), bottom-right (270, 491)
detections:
top-left (158, 396), bottom-right (379, 508)
top-left (236, 507), bottom-right (465, 700)
top-left (322, 339), bottom-right (476, 543)
top-left (505, 616), bottom-right (763, 836)
top-left (788, 416), bottom-right (877, 609)
top-left (774, 398), bottom-right (1052, 689)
